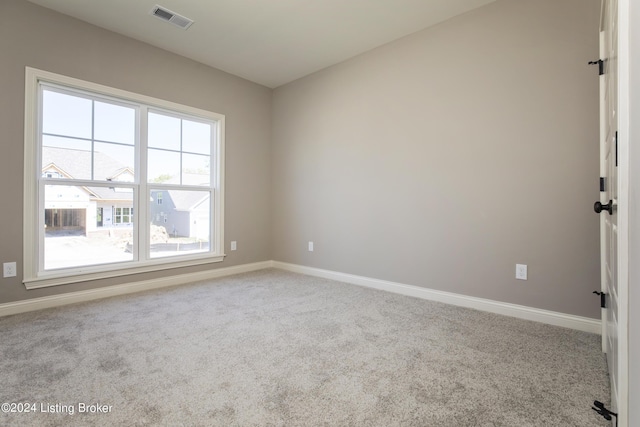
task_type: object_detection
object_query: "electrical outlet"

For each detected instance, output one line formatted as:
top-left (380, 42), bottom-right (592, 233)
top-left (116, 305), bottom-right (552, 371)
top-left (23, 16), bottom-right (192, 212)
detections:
top-left (3, 262), bottom-right (17, 278)
top-left (515, 264), bottom-right (527, 280)
top-left (230, 241), bottom-right (237, 251)
top-left (308, 241), bottom-right (314, 252)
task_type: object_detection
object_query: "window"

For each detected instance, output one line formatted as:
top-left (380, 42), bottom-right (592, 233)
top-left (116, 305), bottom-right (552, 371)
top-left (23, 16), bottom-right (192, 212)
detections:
top-left (114, 207), bottom-right (133, 225)
top-left (24, 68), bottom-right (225, 288)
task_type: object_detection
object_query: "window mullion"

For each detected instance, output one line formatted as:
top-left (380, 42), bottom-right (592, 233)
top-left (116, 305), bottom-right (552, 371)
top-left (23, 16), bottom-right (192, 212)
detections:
top-left (91, 100), bottom-right (95, 180)
top-left (179, 119), bottom-right (183, 185)
top-left (138, 106), bottom-right (149, 262)
top-left (40, 178), bottom-right (136, 188)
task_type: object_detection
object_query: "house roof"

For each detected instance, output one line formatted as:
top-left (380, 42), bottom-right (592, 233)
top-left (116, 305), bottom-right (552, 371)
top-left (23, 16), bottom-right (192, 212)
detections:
top-left (87, 186), bottom-right (133, 202)
top-left (43, 146), bottom-right (133, 202)
top-left (167, 190), bottom-right (209, 211)
top-left (43, 147), bottom-right (209, 207)
top-left (42, 146), bottom-right (131, 181)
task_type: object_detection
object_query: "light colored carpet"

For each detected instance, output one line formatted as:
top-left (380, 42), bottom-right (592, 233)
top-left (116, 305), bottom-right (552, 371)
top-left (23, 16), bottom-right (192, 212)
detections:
top-left (0, 269), bottom-right (609, 426)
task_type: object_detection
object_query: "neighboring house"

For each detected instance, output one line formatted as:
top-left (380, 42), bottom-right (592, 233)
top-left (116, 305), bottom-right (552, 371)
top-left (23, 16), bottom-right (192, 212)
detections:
top-left (42, 146), bottom-right (133, 234)
top-left (43, 146), bottom-right (209, 239)
top-left (150, 189), bottom-right (209, 240)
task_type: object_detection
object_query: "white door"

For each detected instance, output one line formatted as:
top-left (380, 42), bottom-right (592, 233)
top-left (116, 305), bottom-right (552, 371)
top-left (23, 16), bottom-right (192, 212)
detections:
top-left (598, 0), bottom-right (619, 414)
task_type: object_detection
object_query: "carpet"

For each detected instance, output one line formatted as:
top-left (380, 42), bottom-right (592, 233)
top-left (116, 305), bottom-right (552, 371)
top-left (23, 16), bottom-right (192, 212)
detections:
top-left (0, 269), bottom-right (610, 426)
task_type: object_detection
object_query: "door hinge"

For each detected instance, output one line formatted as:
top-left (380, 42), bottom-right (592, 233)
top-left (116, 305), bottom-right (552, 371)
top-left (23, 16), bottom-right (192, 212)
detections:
top-left (588, 59), bottom-right (604, 75)
top-left (593, 291), bottom-right (606, 308)
top-left (592, 400), bottom-right (617, 426)
top-left (599, 177), bottom-right (605, 192)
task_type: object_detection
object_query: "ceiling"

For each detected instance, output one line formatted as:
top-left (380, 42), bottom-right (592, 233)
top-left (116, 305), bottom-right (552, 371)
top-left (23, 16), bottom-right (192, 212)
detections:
top-left (26, 0), bottom-right (495, 88)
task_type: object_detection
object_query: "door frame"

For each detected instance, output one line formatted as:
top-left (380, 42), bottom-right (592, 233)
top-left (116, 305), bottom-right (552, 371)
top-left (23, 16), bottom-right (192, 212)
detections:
top-left (614, 0), bottom-right (629, 425)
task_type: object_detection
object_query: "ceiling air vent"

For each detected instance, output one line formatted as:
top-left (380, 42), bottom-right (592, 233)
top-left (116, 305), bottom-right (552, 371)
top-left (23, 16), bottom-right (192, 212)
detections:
top-left (149, 5), bottom-right (194, 30)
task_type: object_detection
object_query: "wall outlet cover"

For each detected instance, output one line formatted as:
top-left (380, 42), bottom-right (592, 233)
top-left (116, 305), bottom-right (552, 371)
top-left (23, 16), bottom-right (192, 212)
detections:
top-left (516, 264), bottom-right (527, 280)
top-left (3, 262), bottom-right (17, 278)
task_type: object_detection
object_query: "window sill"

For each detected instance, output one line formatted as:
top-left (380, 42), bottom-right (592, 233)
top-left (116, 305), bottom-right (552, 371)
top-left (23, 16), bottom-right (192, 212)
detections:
top-left (23, 254), bottom-right (225, 289)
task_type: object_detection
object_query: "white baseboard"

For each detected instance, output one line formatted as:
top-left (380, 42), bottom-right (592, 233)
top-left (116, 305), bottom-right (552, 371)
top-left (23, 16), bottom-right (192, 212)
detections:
top-left (272, 261), bottom-right (601, 334)
top-left (1, 259), bottom-right (602, 335)
top-left (0, 261), bottom-right (273, 318)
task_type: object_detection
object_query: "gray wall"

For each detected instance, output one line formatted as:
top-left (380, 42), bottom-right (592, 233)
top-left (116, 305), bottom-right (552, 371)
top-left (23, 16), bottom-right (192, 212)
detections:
top-left (272, 0), bottom-right (601, 318)
top-left (0, 0), bottom-right (272, 304)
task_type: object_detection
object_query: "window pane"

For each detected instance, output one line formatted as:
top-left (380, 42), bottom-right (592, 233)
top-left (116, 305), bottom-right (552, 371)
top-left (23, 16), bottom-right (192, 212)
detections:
top-left (148, 149), bottom-right (180, 184)
top-left (42, 90), bottom-right (92, 139)
top-left (42, 136), bottom-right (92, 180)
top-left (94, 101), bottom-right (135, 145)
top-left (182, 153), bottom-right (210, 186)
top-left (182, 120), bottom-right (211, 155)
top-left (94, 142), bottom-right (135, 181)
top-left (148, 112), bottom-right (180, 150)
top-left (149, 189), bottom-right (210, 258)
top-left (44, 184), bottom-right (134, 270)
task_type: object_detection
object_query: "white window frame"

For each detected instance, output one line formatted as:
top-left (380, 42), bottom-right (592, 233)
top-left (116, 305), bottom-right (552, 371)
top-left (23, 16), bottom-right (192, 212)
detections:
top-left (23, 67), bottom-right (225, 289)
